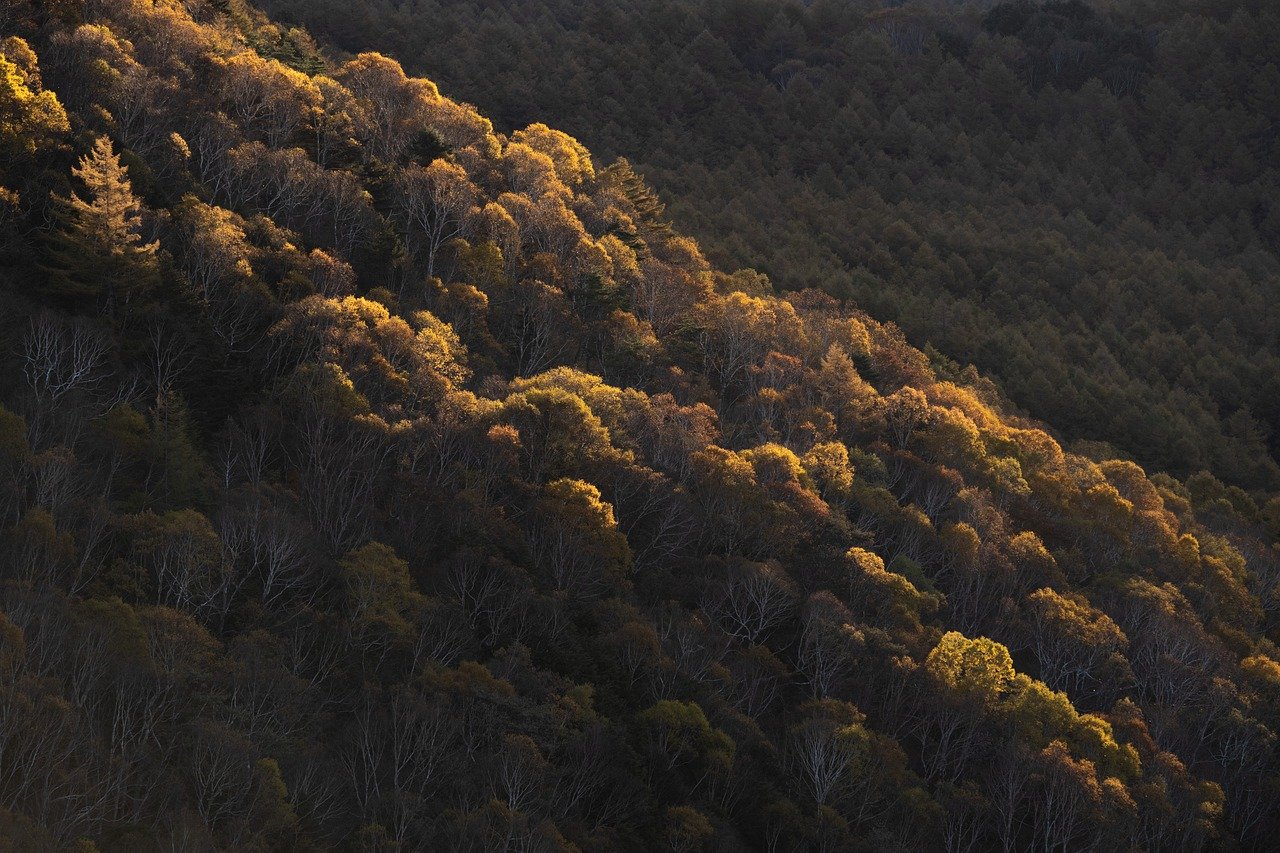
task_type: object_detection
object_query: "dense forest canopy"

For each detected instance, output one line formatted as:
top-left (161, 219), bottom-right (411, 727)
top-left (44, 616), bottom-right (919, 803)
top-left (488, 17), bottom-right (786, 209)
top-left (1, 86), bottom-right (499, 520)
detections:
top-left (259, 0), bottom-right (1280, 493)
top-left (0, 0), bottom-right (1278, 850)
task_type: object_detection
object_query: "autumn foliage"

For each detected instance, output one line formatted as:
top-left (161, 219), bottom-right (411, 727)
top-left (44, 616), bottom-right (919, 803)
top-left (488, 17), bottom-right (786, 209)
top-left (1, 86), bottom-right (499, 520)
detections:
top-left (0, 0), bottom-right (1275, 850)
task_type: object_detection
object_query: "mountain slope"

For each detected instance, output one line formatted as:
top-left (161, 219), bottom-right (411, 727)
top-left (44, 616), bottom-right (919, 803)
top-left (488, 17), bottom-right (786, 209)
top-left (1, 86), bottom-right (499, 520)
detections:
top-left (259, 0), bottom-right (1280, 492)
top-left (0, 0), bottom-right (1276, 850)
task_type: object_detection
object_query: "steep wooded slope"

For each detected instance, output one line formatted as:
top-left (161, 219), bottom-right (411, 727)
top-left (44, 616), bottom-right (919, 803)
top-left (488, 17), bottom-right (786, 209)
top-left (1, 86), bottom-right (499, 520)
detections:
top-left (260, 0), bottom-right (1280, 492)
top-left (0, 1), bottom-right (1276, 850)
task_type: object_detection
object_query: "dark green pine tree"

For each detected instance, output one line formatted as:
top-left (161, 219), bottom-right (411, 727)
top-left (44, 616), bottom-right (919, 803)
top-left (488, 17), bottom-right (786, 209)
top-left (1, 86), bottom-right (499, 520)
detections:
top-left (601, 157), bottom-right (673, 245)
top-left (41, 135), bottom-right (158, 317)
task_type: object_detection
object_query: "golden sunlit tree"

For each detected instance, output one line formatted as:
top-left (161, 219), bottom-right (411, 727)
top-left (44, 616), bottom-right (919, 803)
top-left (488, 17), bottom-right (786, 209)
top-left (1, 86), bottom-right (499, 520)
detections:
top-left (42, 136), bottom-right (158, 316)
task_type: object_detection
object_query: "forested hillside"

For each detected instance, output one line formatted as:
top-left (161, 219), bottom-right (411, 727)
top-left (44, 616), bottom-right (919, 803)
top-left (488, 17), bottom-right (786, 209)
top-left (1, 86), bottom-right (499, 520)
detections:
top-left (259, 0), bottom-right (1280, 492)
top-left (0, 0), bottom-right (1278, 850)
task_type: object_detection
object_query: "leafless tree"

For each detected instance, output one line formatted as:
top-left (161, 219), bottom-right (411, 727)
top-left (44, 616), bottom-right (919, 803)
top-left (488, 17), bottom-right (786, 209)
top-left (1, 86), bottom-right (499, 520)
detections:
top-left (19, 314), bottom-right (111, 449)
top-left (796, 592), bottom-right (861, 699)
top-left (702, 559), bottom-right (796, 644)
top-left (293, 406), bottom-right (388, 555)
top-left (788, 714), bottom-right (862, 807)
top-left (410, 597), bottom-right (471, 670)
top-left (392, 161), bottom-right (476, 278)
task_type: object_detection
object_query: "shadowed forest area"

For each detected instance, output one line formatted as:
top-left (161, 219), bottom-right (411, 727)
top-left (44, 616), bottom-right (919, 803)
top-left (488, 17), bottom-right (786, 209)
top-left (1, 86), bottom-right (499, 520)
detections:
top-left (0, 0), bottom-right (1278, 850)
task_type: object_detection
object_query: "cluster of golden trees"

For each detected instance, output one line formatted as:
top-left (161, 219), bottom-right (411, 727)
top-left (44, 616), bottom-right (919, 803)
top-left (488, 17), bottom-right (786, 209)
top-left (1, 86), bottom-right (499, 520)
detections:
top-left (261, 0), bottom-right (1280, 491)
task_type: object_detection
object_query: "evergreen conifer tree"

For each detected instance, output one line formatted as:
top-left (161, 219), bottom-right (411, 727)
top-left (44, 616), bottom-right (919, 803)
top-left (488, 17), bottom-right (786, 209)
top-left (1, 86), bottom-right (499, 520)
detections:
top-left (42, 135), bottom-right (158, 316)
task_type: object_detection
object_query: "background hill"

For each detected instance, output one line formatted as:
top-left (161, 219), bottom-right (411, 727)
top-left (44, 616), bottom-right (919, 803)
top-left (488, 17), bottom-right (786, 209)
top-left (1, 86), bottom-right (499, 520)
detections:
top-left (0, 0), bottom-right (1277, 850)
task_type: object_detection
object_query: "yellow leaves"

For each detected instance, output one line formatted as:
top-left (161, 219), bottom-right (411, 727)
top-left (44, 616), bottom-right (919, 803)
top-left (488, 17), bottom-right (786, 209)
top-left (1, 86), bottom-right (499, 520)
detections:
top-left (918, 404), bottom-right (981, 463)
top-left (1009, 427), bottom-right (1067, 471)
top-left (499, 386), bottom-right (627, 481)
top-left (535, 477), bottom-right (632, 593)
top-left (802, 441), bottom-right (854, 503)
top-left (1240, 654), bottom-right (1280, 709)
top-left (494, 184), bottom-right (590, 264)
top-left (925, 381), bottom-right (996, 429)
top-left (336, 52), bottom-right (452, 161)
top-left (1241, 653), bottom-right (1280, 686)
top-left (632, 252), bottom-right (713, 335)
top-left (699, 291), bottom-right (807, 392)
top-left (637, 700), bottom-right (736, 773)
top-left (846, 547), bottom-right (885, 577)
top-left (742, 443), bottom-right (805, 487)
top-left (657, 234), bottom-right (711, 276)
top-left (843, 317), bottom-right (872, 360)
top-left (423, 93), bottom-right (494, 152)
top-left (1007, 528), bottom-right (1048, 561)
top-left (502, 142), bottom-right (562, 198)
top-left (817, 344), bottom-right (874, 412)
top-left (217, 51), bottom-right (320, 146)
top-left (880, 386), bottom-right (931, 447)
top-left (1029, 587), bottom-right (1126, 650)
top-left (716, 268), bottom-right (773, 296)
top-left (408, 309), bottom-right (471, 384)
top-left (338, 52), bottom-right (433, 98)
top-left (1175, 532), bottom-right (1201, 568)
top-left (66, 135), bottom-right (156, 255)
top-left (911, 403), bottom-right (1035, 497)
top-left (392, 158), bottom-right (478, 273)
top-left (1082, 481), bottom-right (1133, 538)
top-left (175, 195), bottom-right (255, 292)
top-left (541, 478), bottom-right (619, 533)
top-left (1197, 534), bottom-right (1262, 629)
top-left (597, 233), bottom-right (642, 285)
top-left (319, 50), bottom-right (493, 155)
top-left (925, 631), bottom-right (1017, 702)
top-left (1006, 674), bottom-right (1078, 747)
top-left (508, 366), bottom-right (648, 449)
top-left (1011, 676), bottom-right (1140, 781)
top-left (477, 201), bottom-right (521, 267)
top-left (939, 521), bottom-right (980, 567)
top-left (929, 631), bottom-right (1143, 784)
top-left (1100, 459), bottom-right (1165, 514)
top-left (0, 39), bottom-right (68, 158)
top-left (273, 295), bottom-right (469, 413)
top-left (286, 361), bottom-right (367, 417)
top-left (339, 541), bottom-right (422, 640)
top-left (692, 445), bottom-right (752, 487)
top-left (44, 136), bottom-right (158, 309)
top-left (847, 547), bottom-right (937, 630)
top-left (0, 37), bottom-right (41, 88)
top-left (511, 122), bottom-right (594, 187)
top-left (1075, 713), bottom-right (1141, 781)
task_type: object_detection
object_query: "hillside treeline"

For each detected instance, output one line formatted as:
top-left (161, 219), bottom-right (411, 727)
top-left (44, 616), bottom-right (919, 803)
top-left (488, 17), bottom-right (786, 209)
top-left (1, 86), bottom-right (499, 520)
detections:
top-left (0, 0), bottom-right (1277, 850)
top-left (260, 0), bottom-right (1280, 492)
